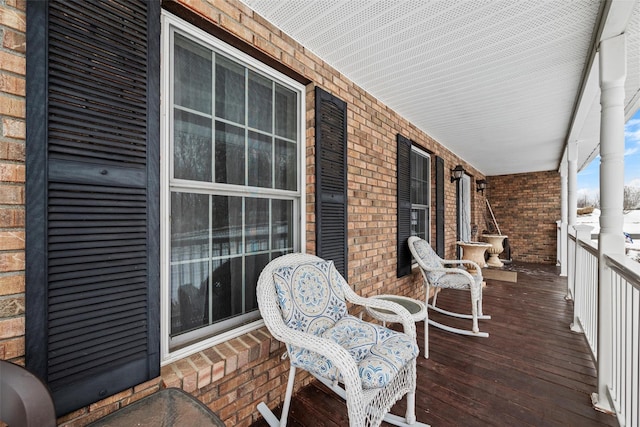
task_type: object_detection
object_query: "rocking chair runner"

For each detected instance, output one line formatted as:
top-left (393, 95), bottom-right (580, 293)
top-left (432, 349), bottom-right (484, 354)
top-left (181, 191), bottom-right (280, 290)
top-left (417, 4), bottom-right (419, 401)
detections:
top-left (407, 236), bottom-right (490, 351)
top-left (256, 253), bottom-right (429, 427)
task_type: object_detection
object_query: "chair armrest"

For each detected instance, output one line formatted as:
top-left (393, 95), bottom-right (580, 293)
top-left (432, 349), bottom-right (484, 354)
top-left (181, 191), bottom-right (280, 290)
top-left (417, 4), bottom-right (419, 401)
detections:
top-left (342, 292), bottom-right (416, 339)
top-left (441, 258), bottom-right (482, 272)
top-left (416, 263), bottom-right (479, 285)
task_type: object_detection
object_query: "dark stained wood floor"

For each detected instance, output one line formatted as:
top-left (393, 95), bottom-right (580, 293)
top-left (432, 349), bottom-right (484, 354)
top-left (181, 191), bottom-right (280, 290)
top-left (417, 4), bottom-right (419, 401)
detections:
top-left (251, 263), bottom-right (618, 427)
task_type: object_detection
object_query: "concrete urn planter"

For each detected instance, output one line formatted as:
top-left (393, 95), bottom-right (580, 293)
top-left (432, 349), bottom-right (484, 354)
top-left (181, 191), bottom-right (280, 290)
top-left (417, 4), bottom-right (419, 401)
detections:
top-left (482, 234), bottom-right (508, 267)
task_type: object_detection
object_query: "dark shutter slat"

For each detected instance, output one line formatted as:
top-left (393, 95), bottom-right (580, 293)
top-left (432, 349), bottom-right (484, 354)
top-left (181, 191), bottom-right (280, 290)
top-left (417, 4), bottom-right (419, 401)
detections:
top-left (26, 0), bottom-right (160, 416)
top-left (48, 306), bottom-right (147, 333)
top-left (48, 101), bottom-right (149, 132)
top-left (48, 342), bottom-right (148, 382)
top-left (48, 39), bottom-right (146, 79)
top-left (436, 156), bottom-right (445, 257)
top-left (397, 134), bottom-right (412, 278)
top-left (49, 78), bottom-right (147, 113)
top-left (315, 88), bottom-right (348, 279)
top-left (49, 313), bottom-right (146, 347)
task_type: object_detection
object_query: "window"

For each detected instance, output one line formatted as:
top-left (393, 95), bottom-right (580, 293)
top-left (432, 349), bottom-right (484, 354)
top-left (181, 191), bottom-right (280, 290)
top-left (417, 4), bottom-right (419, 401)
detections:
top-left (411, 147), bottom-right (431, 241)
top-left (161, 13), bottom-right (304, 359)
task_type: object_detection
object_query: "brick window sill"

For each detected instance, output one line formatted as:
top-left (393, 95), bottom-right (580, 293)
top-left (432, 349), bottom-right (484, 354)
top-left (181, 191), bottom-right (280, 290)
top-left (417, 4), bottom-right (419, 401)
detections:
top-left (160, 326), bottom-right (281, 392)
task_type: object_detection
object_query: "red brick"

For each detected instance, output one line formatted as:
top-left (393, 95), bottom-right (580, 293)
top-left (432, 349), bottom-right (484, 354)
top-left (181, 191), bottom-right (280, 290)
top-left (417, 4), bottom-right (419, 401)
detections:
top-left (0, 52), bottom-right (24, 76)
top-left (0, 207), bottom-right (24, 227)
top-left (0, 273), bottom-right (23, 295)
top-left (0, 140), bottom-right (24, 161)
top-left (0, 6), bottom-right (25, 32)
top-left (3, 28), bottom-right (25, 53)
top-left (188, 352), bottom-right (213, 389)
top-left (0, 184), bottom-right (23, 204)
top-left (0, 73), bottom-right (25, 96)
top-left (0, 251), bottom-right (24, 272)
top-left (0, 335), bottom-right (24, 359)
top-left (161, 364), bottom-right (182, 389)
top-left (0, 316), bottom-right (24, 339)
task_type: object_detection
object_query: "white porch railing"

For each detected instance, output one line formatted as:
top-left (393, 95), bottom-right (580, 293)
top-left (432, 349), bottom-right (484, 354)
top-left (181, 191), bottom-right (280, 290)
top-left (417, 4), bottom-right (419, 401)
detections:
top-left (569, 227), bottom-right (599, 359)
top-left (604, 254), bottom-right (640, 427)
top-left (568, 225), bottom-right (640, 427)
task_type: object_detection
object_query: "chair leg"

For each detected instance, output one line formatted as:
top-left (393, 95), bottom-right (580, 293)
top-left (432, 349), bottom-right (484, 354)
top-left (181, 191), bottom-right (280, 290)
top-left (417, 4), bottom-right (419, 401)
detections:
top-left (280, 365), bottom-right (296, 426)
top-left (257, 365), bottom-right (297, 427)
top-left (470, 292), bottom-right (480, 334)
top-left (405, 391), bottom-right (416, 424)
top-left (425, 286), bottom-right (491, 340)
top-left (424, 283), bottom-right (430, 359)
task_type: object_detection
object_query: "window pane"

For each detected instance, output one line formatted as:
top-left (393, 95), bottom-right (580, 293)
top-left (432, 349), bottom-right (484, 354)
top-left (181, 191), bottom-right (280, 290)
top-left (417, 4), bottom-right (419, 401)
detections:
top-left (170, 189), bottom-right (210, 336)
top-left (248, 131), bottom-right (272, 188)
top-left (215, 122), bottom-right (245, 185)
top-left (272, 199), bottom-right (293, 250)
top-left (174, 34), bottom-right (212, 114)
top-left (275, 84), bottom-right (297, 140)
top-left (411, 208), bottom-right (428, 240)
top-left (210, 257), bottom-right (240, 322)
top-left (212, 195), bottom-right (243, 256)
top-left (171, 260), bottom-right (209, 335)
top-left (174, 109), bottom-right (212, 182)
top-left (248, 71), bottom-right (272, 132)
top-left (411, 151), bottom-right (429, 205)
top-left (245, 253), bottom-right (270, 312)
top-left (225, 256), bottom-right (244, 317)
top-left (275, 139), bottom-right (297, 190)
top-left (171, 192), bottom-right (209, 262)
top-left (215, 55), bottom-right (245, 124)
top-left (245, 197), bottom-right (269, 253)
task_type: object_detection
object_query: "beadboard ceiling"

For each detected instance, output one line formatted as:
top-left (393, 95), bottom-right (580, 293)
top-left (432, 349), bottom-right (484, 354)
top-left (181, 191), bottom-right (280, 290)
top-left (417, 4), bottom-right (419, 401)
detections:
top-left (240, 0), bottom-right (640, 176)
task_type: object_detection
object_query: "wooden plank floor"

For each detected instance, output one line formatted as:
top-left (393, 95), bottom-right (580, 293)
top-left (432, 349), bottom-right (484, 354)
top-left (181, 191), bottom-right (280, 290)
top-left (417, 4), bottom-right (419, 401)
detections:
top-left (251, 262), bottom-right (618, 427)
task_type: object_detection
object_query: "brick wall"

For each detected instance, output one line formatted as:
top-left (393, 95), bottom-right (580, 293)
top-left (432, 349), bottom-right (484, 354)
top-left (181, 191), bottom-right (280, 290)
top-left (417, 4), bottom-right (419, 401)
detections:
top-left (0, 0), bottom-right (561, 426)
top-left (486, 171), bottom-right (561, 264)
top-left (0, 0), bottom-right (26, 364)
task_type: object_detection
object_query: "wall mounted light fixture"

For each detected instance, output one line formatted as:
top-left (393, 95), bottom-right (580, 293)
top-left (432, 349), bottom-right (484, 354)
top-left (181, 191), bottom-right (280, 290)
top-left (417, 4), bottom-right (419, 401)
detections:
top-left (450, 165), bottom-right (466, 182)
top-left (476, 179), bottom-right (487, 194)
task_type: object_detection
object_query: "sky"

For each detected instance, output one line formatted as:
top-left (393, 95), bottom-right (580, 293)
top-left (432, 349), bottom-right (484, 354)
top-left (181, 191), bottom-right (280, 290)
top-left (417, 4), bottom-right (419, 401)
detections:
top-left (577, 108), bottom-right (640, 200)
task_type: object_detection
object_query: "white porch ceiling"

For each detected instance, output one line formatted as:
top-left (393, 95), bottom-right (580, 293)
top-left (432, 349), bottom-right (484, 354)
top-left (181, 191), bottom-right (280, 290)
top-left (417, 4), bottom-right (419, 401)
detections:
top-left (240, 0), bottom-right (640, 176)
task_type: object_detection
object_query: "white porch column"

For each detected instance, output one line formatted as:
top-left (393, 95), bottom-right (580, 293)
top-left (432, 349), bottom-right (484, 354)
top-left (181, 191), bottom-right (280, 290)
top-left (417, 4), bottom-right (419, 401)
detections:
top-left (594, 33), bottom-right (626, 413)
top-left (560, 160), bottom-right (568, 277)
top-left (567, 141), bottom-right (578, 230)
top-left (566, 142), bottom-right (578, 298)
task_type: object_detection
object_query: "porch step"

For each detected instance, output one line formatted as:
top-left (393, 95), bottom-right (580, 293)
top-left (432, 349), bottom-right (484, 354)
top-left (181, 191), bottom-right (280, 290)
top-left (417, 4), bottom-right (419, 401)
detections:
top-left (481, 267), bottom-right (517, 283)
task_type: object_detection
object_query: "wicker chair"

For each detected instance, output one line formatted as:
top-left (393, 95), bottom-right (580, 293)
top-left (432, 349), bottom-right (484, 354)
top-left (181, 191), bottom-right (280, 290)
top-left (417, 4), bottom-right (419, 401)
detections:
top-left (256, 253), bottom-right (429, 427)
top-left (408, 236), bottom-right (490, 346)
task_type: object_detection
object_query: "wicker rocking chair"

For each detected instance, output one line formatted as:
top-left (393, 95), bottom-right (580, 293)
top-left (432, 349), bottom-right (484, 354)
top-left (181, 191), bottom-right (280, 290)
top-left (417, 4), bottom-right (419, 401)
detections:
top-left (256, 253), bottom-right (429, 427)
top-left (408, 236), bottom-right (490, 347)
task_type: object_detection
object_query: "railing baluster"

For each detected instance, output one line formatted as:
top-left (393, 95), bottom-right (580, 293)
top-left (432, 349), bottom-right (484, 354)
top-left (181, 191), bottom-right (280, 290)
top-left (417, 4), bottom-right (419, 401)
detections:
top-left (601, 254), bottom-right (640, 426)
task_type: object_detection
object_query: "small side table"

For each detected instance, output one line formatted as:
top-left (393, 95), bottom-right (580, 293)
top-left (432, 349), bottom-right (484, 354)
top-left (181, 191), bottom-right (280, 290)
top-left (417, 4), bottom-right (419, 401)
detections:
top-left (365, 295), bottom-right (429, 359)
top-left (88, 388), bottom-right (225, 427)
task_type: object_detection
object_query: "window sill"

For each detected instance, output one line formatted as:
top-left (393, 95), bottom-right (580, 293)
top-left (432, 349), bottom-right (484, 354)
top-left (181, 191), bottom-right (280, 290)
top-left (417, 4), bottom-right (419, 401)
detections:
top-left (160, 326), bottom-right (282, 392)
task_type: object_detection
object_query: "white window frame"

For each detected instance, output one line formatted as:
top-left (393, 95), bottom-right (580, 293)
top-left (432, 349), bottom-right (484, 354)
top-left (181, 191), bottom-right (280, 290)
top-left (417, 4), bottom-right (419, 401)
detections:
top-left (160, 11), bottom-right (306, 364)
top-left (411, 146), bottom-right (431, 243)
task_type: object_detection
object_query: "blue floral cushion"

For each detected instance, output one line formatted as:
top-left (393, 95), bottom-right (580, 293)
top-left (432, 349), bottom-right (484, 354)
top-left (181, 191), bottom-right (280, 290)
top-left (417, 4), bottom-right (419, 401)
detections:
top-left (412, 238), bottom-right (445, 283)
top-left (273, 260), bottom-right (348, 336)
top-left (325, 315), bottom-right (419, 389)
top-left (273, 261), bottom-right (418, 389)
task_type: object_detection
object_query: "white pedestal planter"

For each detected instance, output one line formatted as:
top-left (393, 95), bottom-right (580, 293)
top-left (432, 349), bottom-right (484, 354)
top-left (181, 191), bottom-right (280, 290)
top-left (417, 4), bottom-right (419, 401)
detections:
top-left (456, 241), bottom-right (491, 274)
top-left (482, 234), bottom-right (508, 267)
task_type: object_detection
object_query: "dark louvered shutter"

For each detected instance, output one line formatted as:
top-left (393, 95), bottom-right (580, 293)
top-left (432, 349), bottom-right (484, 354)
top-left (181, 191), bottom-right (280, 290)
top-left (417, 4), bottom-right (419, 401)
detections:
top-left (25, 0), bottom-right (160, 416)
top-left (315, 88), bottom-right (348, 278)
top-left (397, 134), bottom-right (412, 277)
top-left (435, 156), bottom-right (445, 257)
